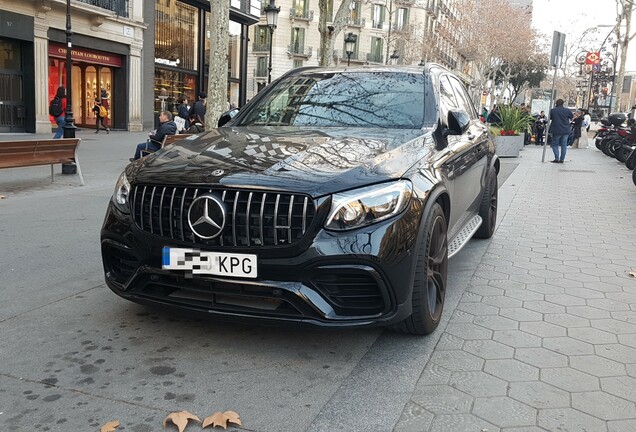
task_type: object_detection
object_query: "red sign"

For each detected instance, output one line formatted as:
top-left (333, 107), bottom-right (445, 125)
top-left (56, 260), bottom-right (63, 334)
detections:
top-left (48, 43), bottom-right (122, 68)
top-left (586, 52), bottom-right (600, 65)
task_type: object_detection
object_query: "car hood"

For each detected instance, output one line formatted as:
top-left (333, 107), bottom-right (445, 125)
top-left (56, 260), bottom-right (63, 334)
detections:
top-left (130, 126), bottom-right (435, 197)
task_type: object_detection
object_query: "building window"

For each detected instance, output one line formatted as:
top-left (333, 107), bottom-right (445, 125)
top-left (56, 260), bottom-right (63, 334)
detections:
top-left (293, 0), bottom-right (308, 15)
top-left (290, 27), bottom-right (306, 54)
top-left (254, 25), bottom-right (270, 51)
top-left (256, 56), bottom-right (268, 77)
top-left (155, 0), bottom-right (199, 70)
top-left (369, 37), bottom-right (383, 63)
top-left (372, 4), bottom-right (384, 29)
top-left (350, 1), bottom-right (360, 20)
top-left (293, 59), bottom-right (303, 69)
top-left (396, 7), bottom-right (408, 30)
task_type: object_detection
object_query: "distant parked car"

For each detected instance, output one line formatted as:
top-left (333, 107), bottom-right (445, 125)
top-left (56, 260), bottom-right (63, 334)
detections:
top-left (101, 64), bottom-right (499, 335)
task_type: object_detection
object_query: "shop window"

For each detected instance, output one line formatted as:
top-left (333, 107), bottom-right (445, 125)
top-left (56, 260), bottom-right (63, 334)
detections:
top-left (155, 0), bottom-right (198, 70)
top-left (154, 69), bottom-right (196, 115)
top-left (0, 40), bottom-right (21, 70)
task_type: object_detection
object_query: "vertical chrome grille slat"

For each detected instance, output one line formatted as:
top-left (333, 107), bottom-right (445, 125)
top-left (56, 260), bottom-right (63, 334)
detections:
top-left (273, 194), bottom-right (280, 245)
top-left (246, 192), bottom-right (253, 247)
top-left (287, 195), bottom-right (294, 244)
top-left (302, 196), bottom-right (308, 234)
top-left (220, 190), bottom-right (226, 246)
top-left (158, 187), bottom-right (166, 236)
top-left (259, 193), bottom-right (267, 246)
top-left (191, 189), bottom-right (199, 243)
top-left (131, 185), bottom-right (137, 223)
top-left (140, 186), bottom-right (147, 230)
top-left (232, 191), bottom-right (240, 246)
top-left (149, 187), bottom-right (157, 234)
top-left (179, 188), bottom-right (188, 241)
top-left (169, 188), bottom-right (176, 239)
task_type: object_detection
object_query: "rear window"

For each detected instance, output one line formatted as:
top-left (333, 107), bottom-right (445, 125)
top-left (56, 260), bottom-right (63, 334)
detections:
top-left (238, 72), bottom-right (426, 129)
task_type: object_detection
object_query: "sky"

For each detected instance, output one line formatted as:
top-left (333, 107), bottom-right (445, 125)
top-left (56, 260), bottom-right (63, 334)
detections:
top-left (531, 0), bottom-right (636, 70)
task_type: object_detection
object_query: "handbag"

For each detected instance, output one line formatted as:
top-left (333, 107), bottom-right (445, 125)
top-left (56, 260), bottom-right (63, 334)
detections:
top-left (174, 116), bottom-right (186, 132)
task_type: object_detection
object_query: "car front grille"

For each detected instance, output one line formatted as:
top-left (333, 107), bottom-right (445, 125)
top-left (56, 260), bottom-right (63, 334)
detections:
top-left (130, 185), bottom-right (316, 247)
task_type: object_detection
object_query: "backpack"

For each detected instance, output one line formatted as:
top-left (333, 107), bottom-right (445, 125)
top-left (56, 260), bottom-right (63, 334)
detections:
top-left (98, 104), bottom-right (108, 117)
top-left (49, 96), bottom-right (63, 117)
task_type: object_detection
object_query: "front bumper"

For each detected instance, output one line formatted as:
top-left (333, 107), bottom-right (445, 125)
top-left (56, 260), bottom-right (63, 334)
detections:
top-left (101, 199), bottom-right (423, 328)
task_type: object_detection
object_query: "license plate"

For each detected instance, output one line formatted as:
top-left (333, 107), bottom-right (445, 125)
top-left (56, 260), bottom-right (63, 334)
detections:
top-left (162, 247), bottom-right (257, 278)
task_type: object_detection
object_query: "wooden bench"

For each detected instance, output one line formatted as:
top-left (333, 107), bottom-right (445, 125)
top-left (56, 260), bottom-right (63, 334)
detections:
top-left (0, 138), bottom-right (84, 186)
top-left (140, 134), bottom-right (194, 157)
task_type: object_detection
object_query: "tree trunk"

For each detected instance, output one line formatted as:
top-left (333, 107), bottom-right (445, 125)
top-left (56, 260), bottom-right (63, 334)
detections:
top-left (318, 0), bottom-right (354, 66)
top-left (616, 3), bottom-right (632, 111)
top-left (205, 0), bottom-right (229, 130)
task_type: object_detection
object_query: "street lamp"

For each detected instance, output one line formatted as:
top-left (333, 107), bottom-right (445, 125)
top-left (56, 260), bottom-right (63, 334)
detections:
top-left (389, 49), bottom-right (399, 65)
top-left (264, 0), bottom-right (280, 84)
top-left (344, 32), bottom-right (356, 66)
top-left (62, 0), bottom-right (77, 174)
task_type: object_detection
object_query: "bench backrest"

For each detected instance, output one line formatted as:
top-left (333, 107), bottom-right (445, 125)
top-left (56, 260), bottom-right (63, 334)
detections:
top-left (0, 139), bottom-right (81, 169)
top-left (162, 134), bottom-right (193, 147)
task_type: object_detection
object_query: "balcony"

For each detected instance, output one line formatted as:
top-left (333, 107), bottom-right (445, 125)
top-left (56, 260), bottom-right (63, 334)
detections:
top-left (252, 43), bottom-right (270, 52)
top-left (346, 17), bottom-right (366, 27)
top-left (289, 8), bottom-right (314, 21)
top-left (367, 52), bottom-right (384, 64)
top-left (288, 44), bottom-right (313, 58)
top-left (371, 20), bottom-right (384, 30)
top-left (76, 0), bottom-right (129, 18)
top-left (337, 50), bottom-right (365, 63)
top-left (392, 22), bottom-right (412, 32)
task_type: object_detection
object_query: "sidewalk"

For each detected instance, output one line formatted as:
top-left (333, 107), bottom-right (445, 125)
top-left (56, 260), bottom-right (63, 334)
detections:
top-left (394, 145), bottom-right (636, 431)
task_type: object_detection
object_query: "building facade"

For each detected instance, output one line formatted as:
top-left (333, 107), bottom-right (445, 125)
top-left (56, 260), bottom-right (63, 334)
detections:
top-left (0, 0), bottom-right (147, 133)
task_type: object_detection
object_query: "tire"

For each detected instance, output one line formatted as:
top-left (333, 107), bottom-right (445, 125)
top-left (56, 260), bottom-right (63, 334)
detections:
top-left (633, 165), bottom-right (636, 186)
top-left (607, 139), bottom-right (622, 158)
top-left (390, 203), bottom-right (448, 335)
top-left (627, 153), bottom-right (636, 170)
top-left (617, 145), bottom-right (631, 163)
top-left (475, 170), bottom-right (498, 239)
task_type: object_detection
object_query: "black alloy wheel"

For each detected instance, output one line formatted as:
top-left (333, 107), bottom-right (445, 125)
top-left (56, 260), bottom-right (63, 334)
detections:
top-left (475, 170), bottom-right (498, 239)
top-left (617, 145), bottom-right (632, 163)
top-left (627, 153), bottom-right (636, 171)
top-left (607, 139), bottom-right (622, 158)
top-left (391, 203), bottom-right (448, 335)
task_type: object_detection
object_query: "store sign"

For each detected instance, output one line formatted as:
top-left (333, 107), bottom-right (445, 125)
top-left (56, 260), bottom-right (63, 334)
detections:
top-left (48, 43), bottom-right (122, 67)
top-left (155, 58), bottom-right (181, 67)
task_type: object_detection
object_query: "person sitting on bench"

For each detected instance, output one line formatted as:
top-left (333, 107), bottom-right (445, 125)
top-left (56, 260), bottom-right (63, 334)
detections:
top-left (131, 111), bottom-right (177, 161)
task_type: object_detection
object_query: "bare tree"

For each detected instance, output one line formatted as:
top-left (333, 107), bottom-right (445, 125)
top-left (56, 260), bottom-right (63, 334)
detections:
top-left (614, 0), bottom-right (635, 111)
top-left (205, 0), bottom-right (230, 130)
top-left (318, 0), bottom-right (355, 66)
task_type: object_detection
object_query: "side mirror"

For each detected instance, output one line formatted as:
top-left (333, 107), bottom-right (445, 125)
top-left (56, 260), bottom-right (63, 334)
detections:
top-left (443, 109), bottom-right (471, 137)
top-left (217, 108), bottom-right (239, 127)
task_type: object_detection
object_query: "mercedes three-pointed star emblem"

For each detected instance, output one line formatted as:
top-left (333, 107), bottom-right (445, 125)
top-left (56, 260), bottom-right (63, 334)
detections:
top-left (187, 194), bottom-right (226, 239)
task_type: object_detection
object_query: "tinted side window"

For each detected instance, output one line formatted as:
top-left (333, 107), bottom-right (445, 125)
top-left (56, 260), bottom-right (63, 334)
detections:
top-left (439, 75), bottom-right (459, 126)
top-left (448, 77), bottom-right (477, 119)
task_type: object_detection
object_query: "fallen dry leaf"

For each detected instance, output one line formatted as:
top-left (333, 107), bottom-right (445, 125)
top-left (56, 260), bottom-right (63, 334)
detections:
top-left (0, 195), bottom-right (6, 199)
top-left (163, 410), bottom-right (201, 432)
top-left (202, 411), bottom-right (242, 429)
top-left (629, 270), bottom-right (636, 278)
top-left (100, 421), bottom-right (120, 432)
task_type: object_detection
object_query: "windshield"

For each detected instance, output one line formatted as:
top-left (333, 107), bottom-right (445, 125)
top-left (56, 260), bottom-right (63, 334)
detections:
top-left (239, 72), bottom-right (426, 129)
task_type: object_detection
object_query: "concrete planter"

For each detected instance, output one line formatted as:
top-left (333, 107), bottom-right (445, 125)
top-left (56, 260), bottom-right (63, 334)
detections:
top-left (493, 135), bottom-right (523, 158)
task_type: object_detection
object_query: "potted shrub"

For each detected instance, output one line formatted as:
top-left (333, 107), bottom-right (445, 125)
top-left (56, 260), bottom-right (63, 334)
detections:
top-left (489, 105), bottom-right (534, 157)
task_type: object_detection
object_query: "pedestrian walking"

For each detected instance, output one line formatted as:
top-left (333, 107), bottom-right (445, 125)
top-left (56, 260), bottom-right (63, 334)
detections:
top-left (189, 91), bottom-right (207, 123)
top-left (131, 111), bottom-right (177, 161)
top-left (571, 109), bottom-right (583, 148)
top-left (579, 109), bottom-right (590, 149)
top-left (176, 96), bottom-right (190, 132)
top-left (49, 86), bottom-right (67, 139)
top-left (535, 111), bottom-right (547, 145)
top-left (549, 99), bottom-right (573, 163)
top-left (92, 98), bottom-right (110, 134)
top-left (100, 89), bottom-right (110, 110)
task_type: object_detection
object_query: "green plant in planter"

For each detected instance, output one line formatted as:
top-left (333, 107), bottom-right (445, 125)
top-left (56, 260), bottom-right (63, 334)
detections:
top-left (491, 105), bottom-right (534, 136)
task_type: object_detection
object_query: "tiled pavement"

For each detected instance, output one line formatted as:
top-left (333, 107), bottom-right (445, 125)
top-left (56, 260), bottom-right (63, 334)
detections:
top-left (394, 145), bottom-right (636, 432)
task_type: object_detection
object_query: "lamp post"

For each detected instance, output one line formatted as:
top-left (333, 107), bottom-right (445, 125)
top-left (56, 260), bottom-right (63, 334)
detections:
top-left (344, 32), bottom-right (356, 66)
top-left (62, 0), bottom-right (77, 174)
top-left (264, 0), bottom-right (280, 84)
top-left (389, 49), bottom-right (399, 65)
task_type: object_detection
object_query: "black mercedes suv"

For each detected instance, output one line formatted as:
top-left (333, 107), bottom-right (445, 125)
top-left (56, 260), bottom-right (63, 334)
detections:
top-left (101, 64), bottom-right (499, 335)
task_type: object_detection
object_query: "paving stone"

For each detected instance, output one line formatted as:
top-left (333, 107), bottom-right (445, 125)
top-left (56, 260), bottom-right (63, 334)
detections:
top-left (449, 309), bottom-right (475, 323)
top-left (618, 334), bottom-right (636, 349)
top-left (523, 301), bottom-right (566, 314)
top-left (584, 281), bottom-right (624, 293)
top-left (484, 359), bottom-right (539, 382)
top-left (587, 299), bottom-right (632, 312)
top-left (544, 294), bottom-right (587, 307)
top-left (508, 274), bottom-right (549, 285)
top-left (570, 355), bottom-right (626, 377)
top-left (493, 330), bottom-right (542, 348)
top-left (548, 264), bottom-right (583, 274)
top-left (456, 302), bottom-right (500, 316)
top-left (564, 272), bottom-right (601, 283)
top-left (581, 267), bottom-right (621, 278)
top-left (542, 337), bottom-right (595, 356)
top-left (474, 315), bottom-right (519, 331)
top-left (528, 269), bottom-right (567, 279)
top-left (562, 260), bottom-right (595, 269)
top-left (503, 290), bottom-right (545, 302)
top-left (417, 363), bottom-right (452, 386)
top-left (501, 427), bottom-right (550, 432)
top-left (444, 323), bottom-right (493, 340)
top-left (611, 310), bottom-right (636, 324)
top-left (460, 292), bottom-right (483, 303)
top-left (525, 283), bottom-right (565, 295)
top-left (566, 305), bottom-right (612, 320)
top-left (393, 402), bottom-right (434, 432)
top-left (473, 397), bottom-right (537, 428)
top-left (543, 313), bottom-right (590, 328)
top-left (537, 408), bottom-right (608, 432)
top-left (410, 385), bottom-right (473, 414)
top-left (572, 391), bottom-right (636, 420)
top-left (490, 280), bottom-right (528, 290)
top-left (463, 340), bottom-right (514, 360)
top-left (608, 419), bottom-right (636, 432)
top-left (429, 413), bottom-right (500, 432)
top-left (545, 278), bottom-right (584, 289)
top-left (595, 344), bottom-right (636, 364)
top-left (449, 371), bottom-right (508, 397)
top-left (541, 367), bottom-right (600, 392)
top-left (519, 321), bottom-right (567, 337)
top-left (606, 291), bottom-right (636, 304)
top-left (499, 307), bottom-right (543, 322)
top-left (469, 285), bottom-right (506, 296)
top-left (601, 376), bottom-right (636, 402)
top-left (482, 296), bottom-right (524, 309)
top-left (564, 287), bottom-right (606, 299)
top-left (512, 261), bottom-right (547, 271)
top-left (435, 332), bottom-right (465, 350)
top-left (568, 327), bottom-right (619, 344)
top-left (508, 381), bottom-right (570, 409)
top-left (515, 347), bottom-right (568, 368)
top-left (531, 257), bottom-right (564, 266)
top-left (591, 318), bottom-right (636, 334)
top-left (429, 350), bottom-right (484, 372)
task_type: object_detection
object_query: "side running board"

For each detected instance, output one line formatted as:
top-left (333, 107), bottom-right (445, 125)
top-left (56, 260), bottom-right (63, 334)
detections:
top-left (447, 215), bottom-right (482, 259)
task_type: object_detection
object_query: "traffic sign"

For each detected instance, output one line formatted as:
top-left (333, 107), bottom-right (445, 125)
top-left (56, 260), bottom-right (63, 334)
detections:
top-left (575, 51), bottom-right (587, 65)
top-left (586, 52), bottom-right (600, 65)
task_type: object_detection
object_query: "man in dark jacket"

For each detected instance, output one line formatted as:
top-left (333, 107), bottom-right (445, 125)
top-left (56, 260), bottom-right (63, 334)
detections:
top-left (549, 99), bottom-right (573, 163)
top-left (131, 111), bottom-right (177, 160)
top-left (189, 91), bottom-right (207, 123)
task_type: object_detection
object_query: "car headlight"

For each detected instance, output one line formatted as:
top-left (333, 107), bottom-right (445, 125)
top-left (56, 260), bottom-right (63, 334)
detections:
top-left (325, 180), bottom-right (413, 231)
top-left (112, 172), bottom-right (131, 213)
